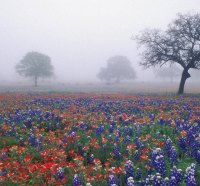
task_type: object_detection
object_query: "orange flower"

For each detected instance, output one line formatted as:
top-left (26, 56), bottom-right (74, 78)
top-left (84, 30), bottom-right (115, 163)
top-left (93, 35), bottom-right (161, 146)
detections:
top-left (94, 143), bottom-right (100, 148)
top-left (74, 155), bottom-right (84, 161)
top-left (93, 158), bottom-right (101, 164)
top-left (127, 144), bottom-right (136, 150)
top-left (141, 146), bottom-right (150, 153)
top-left (90, 138), bottom-right (97, 145)
top-left (104, 161), bottom-right (110, 167)
top-left (95, 173), bottom-right (103, 180)
top-left (153, 141), bottom-right (164, 147)
top-left (180, 130), bottom-right (187, 136)
top-left (0, 176), bottom-right (5, 181)
top-left (111, 166), bottom-right (123, 174)
top-left (86, 175), bottom-right (95, 182)
top-left (145, 134), bottom-right (152, 139)
top-left (102, 137), bottom-right (108, 144)
top-left (83, 145), bottom-right (89, 151)
top-left (23, 156), bottom-right (33, 164)
top-left (140, 154), bottom-right (149, 161)
top-left (28, 163), bottom-right (39, 173)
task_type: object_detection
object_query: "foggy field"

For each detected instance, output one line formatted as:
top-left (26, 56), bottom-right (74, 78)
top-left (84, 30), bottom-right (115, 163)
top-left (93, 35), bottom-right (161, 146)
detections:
top-left (1, 0), bottom-right (200, 185)
top-left (0, 82), bottom-right (199, 95)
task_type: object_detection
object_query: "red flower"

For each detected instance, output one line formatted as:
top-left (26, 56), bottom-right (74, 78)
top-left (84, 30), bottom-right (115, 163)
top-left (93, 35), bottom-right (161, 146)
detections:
top-left (112, 167), bottom-right (123, 174)
top-left (140, 154), bottom-right (149, 161)
top-left (95, 173), bottom-right (103, 180)
top-left (23, 155), bottom-right (33, 164)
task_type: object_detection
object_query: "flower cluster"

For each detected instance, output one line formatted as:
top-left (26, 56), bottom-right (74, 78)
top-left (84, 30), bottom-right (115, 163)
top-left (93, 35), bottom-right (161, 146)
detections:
top-left (0, 93), bottom-right (199, 185)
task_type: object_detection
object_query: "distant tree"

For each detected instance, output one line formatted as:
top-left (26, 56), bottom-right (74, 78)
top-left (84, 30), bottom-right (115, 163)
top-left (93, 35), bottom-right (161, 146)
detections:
top-left (97, 55), bottom-right (136, 84)
top-left (97, 67), bottom-right (112, 84)
top-left (136, 13), bottom-right (200, 94)
top-left (16, 52), bottom-right (54, 87)
top-left (154, 64), bottom-right (181, 82)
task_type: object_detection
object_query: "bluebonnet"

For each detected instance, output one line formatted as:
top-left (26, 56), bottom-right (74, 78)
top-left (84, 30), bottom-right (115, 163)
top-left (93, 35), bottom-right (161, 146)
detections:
top-left (153, 173), bottom-right (163, 186)
top-left (48, 122), bottom-right (53, 130)
top-left (19, 137), bottom-right (24, 146)
top-left (135, 125), bottom-right (141, 137)
top-left (113, 144), bottom-right (122, 159)
top-left (154, 155), bottom-right (165, 175)
top-left (191, 137), bottom-right (200, 163)
top-left (163, 177), bottom-right (169, 185)
top-left (108, 174), bottom-right (118, 186)
top-left (124, 135), bottom-right (131, 145)
top-left (169, 147), bottom-right (178, 164)
top-left (159, 118), bottom-right (165, 125)
top-left (1, 151), bottom-right (7, 160)
top-left (164, 138), bottom-right (172, 156)
top-left (28, 133), bottom-right (36, 146)
top-left (15, 132), bottom-right (20, 139)
top-left (151, 148), bottom-right (165, 175)
top-left (124, 126), bottom-right (129, 135)
top-left (125, 160), bottom-right (134, 180)
top-left (135, 168), bottom-right (141, 180)
top-left (109, 124), bottom-right (115, 133)
top-left (135, 137), bottom-right (142, 148)
top-left (149, 113), bottom-right (155, 121)
top-left (124, 119), bottom-right (130, 126)
top-left (56, 167), bottom-right (64, 180)
top-left (63, 133), bottom-right (68, 142)
top-left (142, 177), bottom-right (150, 186)
top-left (89, 154), bottom-right (94, 164)
top-left (126, 176), bottom-right (134, 186)
top-left (185, 164), bottom-right (197, 186)
top-left (0, 169), bottom-right (7, 176)
top-left (133, 150), bottom-right (141, 162)
top-left (196, 150), bottom-right (200, 164)
top-left (72, 174), bottom-right (82, 186)
top-left (108, 135), bottom-right (113, 142)
top-left (116, 125), bottom-right (121, 137)
top-left (35, 138), bottom-right (42, 149)
top-left (96, 128), bottom-right (102, 136)
top-left (170, 166), bottom-right (183, 184)
top-left (169, 176), bottom-right (177, 186)
top-left (56, 122), bottom-right (60, 129)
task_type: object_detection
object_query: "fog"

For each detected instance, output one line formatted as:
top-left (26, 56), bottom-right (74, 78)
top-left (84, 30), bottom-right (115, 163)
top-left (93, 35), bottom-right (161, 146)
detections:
top-left (0, 0), bottom-right (200, 86)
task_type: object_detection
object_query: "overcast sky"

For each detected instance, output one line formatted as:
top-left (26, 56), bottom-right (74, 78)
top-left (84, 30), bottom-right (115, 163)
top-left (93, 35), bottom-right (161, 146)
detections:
top-left (0, 0), bottom-right (200, 83)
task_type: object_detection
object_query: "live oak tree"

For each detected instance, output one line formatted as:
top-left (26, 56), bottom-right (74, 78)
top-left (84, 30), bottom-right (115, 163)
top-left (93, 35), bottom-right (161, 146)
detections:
top-left (136, 13), bottom-right (200, 94)
top-left (97, 67), bottom-right (112, 84)
top-left (16, 52), bottom-right (54, 87)
top-left (97, 55), bottom-right (136, 84)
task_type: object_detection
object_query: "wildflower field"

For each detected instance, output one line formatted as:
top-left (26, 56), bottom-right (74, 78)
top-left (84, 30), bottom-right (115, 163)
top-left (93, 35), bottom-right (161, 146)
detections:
top-left (0, 93), bottom-right (200, 186)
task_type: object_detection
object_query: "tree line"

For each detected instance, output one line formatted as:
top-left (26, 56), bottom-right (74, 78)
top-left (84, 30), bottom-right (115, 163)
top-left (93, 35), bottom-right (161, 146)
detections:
top-left (15, 13), bottom-right (200, 94)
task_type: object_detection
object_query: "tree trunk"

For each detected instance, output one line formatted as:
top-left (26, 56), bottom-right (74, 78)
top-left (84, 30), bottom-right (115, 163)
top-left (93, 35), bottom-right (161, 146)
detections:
top-left (35, 76), bottom-right (38, 87)
top-left (177, 69), bottom-right (190, 95)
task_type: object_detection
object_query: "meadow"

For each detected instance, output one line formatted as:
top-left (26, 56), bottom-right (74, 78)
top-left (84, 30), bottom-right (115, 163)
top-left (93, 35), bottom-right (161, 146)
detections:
top-left (0, 93), bottom-right (199, 185)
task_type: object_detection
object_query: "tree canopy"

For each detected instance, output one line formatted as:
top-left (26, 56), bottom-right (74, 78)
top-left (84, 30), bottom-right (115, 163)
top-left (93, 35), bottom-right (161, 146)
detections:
top-left (136, 13), bottom-right (200, 94)
top-left (16, 52), bottom-right (54, 87)
top-left (97, 55), bottom-right (136, 84)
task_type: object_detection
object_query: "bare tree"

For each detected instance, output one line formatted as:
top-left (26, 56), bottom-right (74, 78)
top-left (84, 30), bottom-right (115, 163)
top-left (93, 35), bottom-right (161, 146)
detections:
top-left (16, 52), bottom-right (54, 87)
top-left (97, 55), bottom-right (136, 84)
top-left (136, 13), bottom-right (200, 94)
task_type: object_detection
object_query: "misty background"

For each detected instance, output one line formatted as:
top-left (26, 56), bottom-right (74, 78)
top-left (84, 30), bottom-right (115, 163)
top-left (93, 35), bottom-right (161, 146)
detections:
top-left (0, 0), bottom-right (200, 87)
